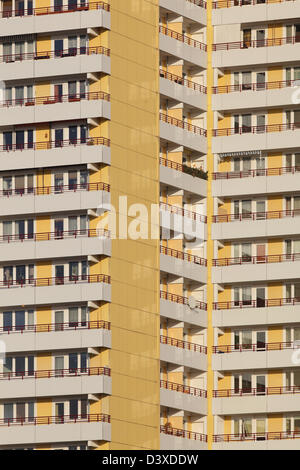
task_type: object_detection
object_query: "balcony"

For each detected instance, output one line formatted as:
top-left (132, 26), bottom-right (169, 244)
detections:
top-left (212, 166), bottom-right (300, 198)
top-left (213, 431), bottom-right (300, 450)
top-left (212, 210), bottom-right (300, 241)
top-left (159, 0), bottom-right (207, 25)
top-left (160, 291), bottom-right (207, 328)
top-left (0, 92), bottom-right (111, 127)
top-left (0, 2), bottom-right (110, 36)
top-left (213, 385), bottom-right (300, 415)
top-left (212, 36), bottom-right (300, 68)
top-left (160, 380), bottom-right (207, 414)
top-left (0, 137), bottom-right (110, 172)
top-left (159, 69), bottom-right (207, 111)
top-left (160, 245), bottom-right (207, 283)
top-left (212, 0), bottom-right (300, 28)
top-left (0, 229), bottom-right (111, 263)
top-left (212, 341), bottom-right (299, 371)
top-left (160, 156), bottom-right (207, 197)
top-left (160, 112), bottom-right (207, 153)
top-left (212, 123), bottom-right (300, 155)
top-left (0, 46), bottom-right (110, 81)
top-left (160, 202), bottom-right (207, 240)
top-left (0, 320), bottom-right (111, 354)
top-left (0, 274), bottom-right (111, 308)
top-left (212, 252), bottom-right (300, 284)
top-left (160, 424), bottom-right (207, 450)
top-left (159, 25), bottom-right (207, 68)
top-left (160, 335), bottom-right (207, 370)
top-left (0, 367), bottom-right (111, 400)
top-left (0, 414), bottom-right (110, 447)
top-left (0, 182), bottom-right (110, 217)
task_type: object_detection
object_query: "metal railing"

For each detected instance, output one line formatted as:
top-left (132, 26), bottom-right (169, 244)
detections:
top-left (160, 379), bottom-right (207, 398)
top-left (159, 25), bottom-right (207, 51)
top-left (160, 424), bottom-right (207, 441)
top-left (0, 182), bottom-right (110, 198)
top-left (213, 166), bottom-right (300, 179)
top-left (213, 79), bottom-right (300, 94)
top-left (213, 209), bottom-right (300, 223)
top-left (159, 69), bottom-right (207, 93)
top-left (0, 366), bottom-right (110, 381)
top-left (160, 334), bottom-right (207, 354)
top-left (0, 91), bottom-right (110, 108)
top-left (212, 0), bottom-right (297, 9)
top-left (160, 157), bottom-right (207, 180)
top-left (0, 274), bottom-right (110, 289)
top-left (160, 245), bottom-right (206, 266)
top-left (0, 1), bottom-right (109, 18)
top-left (0, 45), bottom-right (110, 64)
top-left (1, 413), bottom-right (110, 427)
top-left (213, 36), bottom-right (300, 51)
top-left (0, 319), bottom-right (110, 335)
top-left (187, 0), bottom-right (207, 8)
top-left (213, 385), bottom-right (300, 397)
top-left (213, 122), bottom-right (300, 136)
top-left (213, 297), bottom-right (300, 310)
top-left (160, 202), bottom-right (207, 223)
top-left (160, 112), bottom-right (207, 136)
top-left (160, 290), bottom-right (207, 311)
top-left (213, 431), bottom-right (300, 442)
top-left (213, 252), bottom-right (300, 266)
top-left (213, 341), bottom-right (296, 353)
top-left (0, 229), bottom-right (110, 245)
top-left (0, 136), bottom-right (110, 152)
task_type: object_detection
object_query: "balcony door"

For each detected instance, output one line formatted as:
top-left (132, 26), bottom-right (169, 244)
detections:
top-left (256, 288), bottom-right (266, 308)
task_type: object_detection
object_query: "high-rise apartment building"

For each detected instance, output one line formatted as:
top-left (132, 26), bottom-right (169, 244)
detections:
top-left (0, 0), bottom-right (299, 451)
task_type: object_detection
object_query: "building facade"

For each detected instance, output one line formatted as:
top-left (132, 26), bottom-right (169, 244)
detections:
top-left (0, 0), bottom-right (299, 450)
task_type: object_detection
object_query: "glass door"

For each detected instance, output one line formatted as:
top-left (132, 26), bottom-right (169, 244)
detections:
top-left (55, 265), bottom-right (64, 285)
top-left (256, 376), bottom-right (266, 395)
top-left (256, 331), bottom-right (266, 350)
top-left (55, 402), bottom-right (64, 423)
top-left (256, 288), bottom-right (265, 308)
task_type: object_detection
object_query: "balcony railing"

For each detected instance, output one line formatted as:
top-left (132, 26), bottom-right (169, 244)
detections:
top-left (160, 290), bottom-right (207, 311)
top-left (213, 79), bottom-right (300, 94)
top-left (213, 297), bottom-right (300, 310)
top-left (0, 136), bottom-right (110, 152)
top-left (213, 36), bottom-right (300, 51)
top-left (1, 182), bottom-right (110, 198)
top-left (0, 1), bottom-right (109, 18)
top-left (0, 229), bottom-right (110, 245)
top-left (1, 413), bottom-right (110, 427)
top-left (160, 334), bottom-right (207, 354)
top-left (213, 252), bottom-right (300, 266)
top-left (160, 157), bottom-right (208, 180)
top-left (159, 69), bottom-right (207, 94)
top-left (0, 366), bottom-right (110, 381)
top-left (213, 209), bottom-right (300, 223)
top-left (0, 91), bottom-right (110, 108)
top-left (212, 0), bottom-right (297, 9)
top-left (213, 341), bottom-right (296, 353)
top-left (213, 122), bottom-right (300, 137)
top-left (213, 385), bottom-right (300, 398)
top-left (0, 45), bottom-right (110, 64)
top-left (160, 202), bottom-right (207, 223)
top-left (187, 0), bottom-right (207, 8)
top-left (159, 25), bottom-right (207, 51)
top-left (160, 245), bottom-right (207, 266)
top-left (160, 424), bottom-right (207, 442)
top-left (1, 274), bottom-right (111, 289)
top-left (160, 379), bottom-right (207, 398)
top-left (0, 319), bottom-right (110, 335)
top-left (213, 166), bottom-right (300, 179)
top-left (160, 112), bottom-right (207, 136)
top-left (213, 431), bottom-right (300, 442)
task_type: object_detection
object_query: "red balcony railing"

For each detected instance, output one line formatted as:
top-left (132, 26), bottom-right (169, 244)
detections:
top-left (213, 79), bottom-right (300, 94)
top-left (1, 413), bottom-right (110, 427)
top-left (0, 1), bottom-right (109, 18)
top-left (160, 112), bottom-right (207, 136)
top-left (160, 334), bottom-right (207, 354)
top-left (213, 431), bottom-right (300, 442)
top-left (0, 366), bottom-right (111, 381)
top-left (159, 25), bottom-right (207, 51)
top-left (159, 69), bottom-right (207, 94)
top-left (187, 0), bottom-right (207, 8)
top-left (1, 274), bottom-right (110, 289)
top-left (213, 341), bottom-right (296, 353)
top-left (0, 182), bottom-right (110, 198)
top-left (212, 0), bottom-right (296, 9)
top-left (0, 136), bottom-right (110, 152)
top-left (160, 290), bottom-right (207, 311)
top-left (213, 36), bottom-right (300, 51)
top-left (213, 209), bottom-right (300, 223)
top-left (160, 202), bottom-right (207, 223)
top-left (0, 319), bottom-right (110, 335)
top-left (160, 245), bottom-right (207, 266)
top-left (0, 91), bottom-right (110, 108)
top-left (213, 122), bottom-right (300, 137)
top-left (0, 229), bottom-right (110, 245)
top-left (161, 379), bottom-right (207, 398)
top-left (213, 166), bottom-right (300, 179)
top-left (160, 424), bottom-right (207, 441)
top-left (160, 157), bottom-right (207, 180)
top-left (213, 297), bottom-right (300, 310)
top-left (0, 45), bottom-right (110, 64)
top-left (213, 252), bottom-right (300, 266)
top-left (213, 385), bottom-right (300, 398)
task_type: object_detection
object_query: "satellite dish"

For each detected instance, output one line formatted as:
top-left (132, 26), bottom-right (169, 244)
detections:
top-left (188, 296), bottom-right (197, 310)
